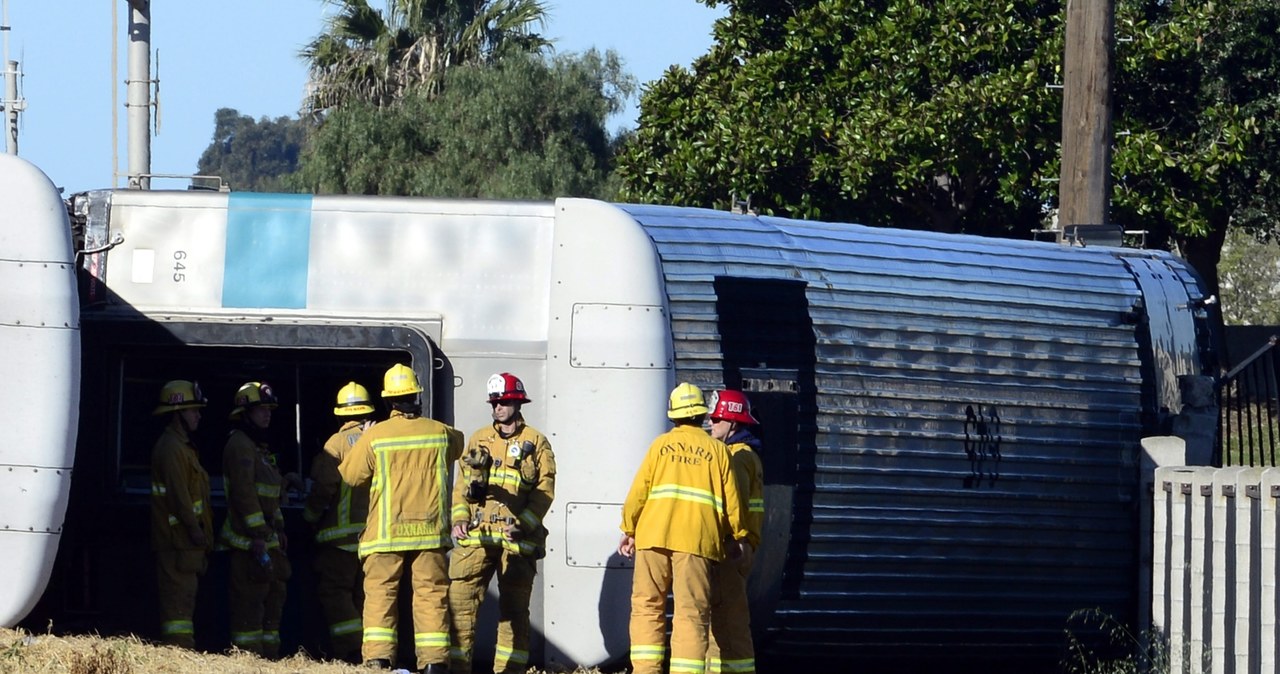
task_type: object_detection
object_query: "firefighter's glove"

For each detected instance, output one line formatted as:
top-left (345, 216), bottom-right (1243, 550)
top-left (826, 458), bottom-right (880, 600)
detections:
top-left (462, 447), bottom-right (493, 470)
top-left (187, 526), bottom-right (208, 549)
top-left (461, 447), bottom-right (493, 504)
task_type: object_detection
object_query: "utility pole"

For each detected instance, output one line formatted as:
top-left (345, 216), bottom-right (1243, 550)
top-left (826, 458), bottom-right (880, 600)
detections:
top-left (2, 0), bottom-right (23, 155)
top-left (125, 0), bottom-right (152, 189)
top-left (1058, 0), bottom-right (1115, 239)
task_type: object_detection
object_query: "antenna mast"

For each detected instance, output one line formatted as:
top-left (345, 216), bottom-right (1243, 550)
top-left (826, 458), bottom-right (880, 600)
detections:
top-left (125, 0), bottom-right (152, 189)
top-left (2, 0), bottom-right (24, 155)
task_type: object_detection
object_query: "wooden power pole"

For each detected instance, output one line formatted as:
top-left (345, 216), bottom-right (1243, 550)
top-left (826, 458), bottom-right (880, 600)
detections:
top-left (1058, 0), bottom-right (1115, 239)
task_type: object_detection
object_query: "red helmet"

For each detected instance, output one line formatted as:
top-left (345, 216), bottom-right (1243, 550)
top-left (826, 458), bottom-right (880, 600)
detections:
top-left (486, 372), bottom-right (531, 404)
top-left (709, 390), bottom-right (758, 425)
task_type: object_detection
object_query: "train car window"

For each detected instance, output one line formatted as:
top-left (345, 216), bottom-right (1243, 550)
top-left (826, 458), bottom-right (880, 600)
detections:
top-left (79, 319), bottom-right (436, 505)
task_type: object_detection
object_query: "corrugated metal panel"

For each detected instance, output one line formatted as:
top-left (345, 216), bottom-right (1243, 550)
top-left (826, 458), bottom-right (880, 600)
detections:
top-left (622, 204), bottom-right (1207, 665)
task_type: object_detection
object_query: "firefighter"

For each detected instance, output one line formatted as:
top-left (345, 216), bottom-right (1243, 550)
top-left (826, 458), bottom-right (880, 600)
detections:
top-left (339, 363), bottom-right (464, 673)
top-left (150, 379), bottom-right (214, 650)
top-left (448, 372), bottom-right (556, 674)
top-left (706, 390), bottom-right (764, 674)
top-left (618, 382), bottom-right (749, 674)
top-left (217, 381), bottom-right (291, 658)
top-left (302, 381), bottom-right (375, 663)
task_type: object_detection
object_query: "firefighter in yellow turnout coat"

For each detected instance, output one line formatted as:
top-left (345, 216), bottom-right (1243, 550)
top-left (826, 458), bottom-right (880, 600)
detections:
top-left (302, 382), bottom-right (375, 663)
top-left (218, 382), bottom-right (291, 658)
top-left (619, 383), bottom-right (749, 674)
top-left (706, 391), bottom-right (765, 674)
top-left (448, 373), bottom-right (556, 674)
top-left (150, 380), bottom-right (214, 649)
top-left (339, 364), bottom-right (463, 673)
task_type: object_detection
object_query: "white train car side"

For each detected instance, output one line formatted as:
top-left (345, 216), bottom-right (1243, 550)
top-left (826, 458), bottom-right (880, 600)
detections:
top-left (0, 155), bottom-right (80, 627)
top-left (59, 190), bottom-right (670, 666)
top-left (17, 184), bottom-right (1216, 671)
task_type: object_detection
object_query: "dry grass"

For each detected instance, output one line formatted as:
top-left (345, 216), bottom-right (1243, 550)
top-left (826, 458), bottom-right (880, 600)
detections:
top-left (0, 628), bottom-right (604, 674)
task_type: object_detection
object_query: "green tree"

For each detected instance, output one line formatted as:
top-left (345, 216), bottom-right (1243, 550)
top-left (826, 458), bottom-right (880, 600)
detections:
top-left (1218, 227), bottom-right (1280, 325)
top-left (1109, 0), bottom-right (1279, 300)
top-left (618, 0), bottom-right (1064, 235)
top-left (618, 0), bottom-right (1280, 299)
top-left (196, 108), bottom-right (309, 192)
top-left (301, 0), bottom-right (551, 113)
top-left (293, 49), bottom-right (635, 199)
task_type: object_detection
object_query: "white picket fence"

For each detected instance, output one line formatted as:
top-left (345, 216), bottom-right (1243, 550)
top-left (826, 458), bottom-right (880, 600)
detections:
top-left (1150, 465), bottom-right (1280, 674)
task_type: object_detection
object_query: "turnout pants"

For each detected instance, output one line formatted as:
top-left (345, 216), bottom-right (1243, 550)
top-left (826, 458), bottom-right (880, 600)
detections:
top-left (708, 544), bottom-right (756, 674)
top-left (447, 544), bottom-right (537, 674)
top-left (314, 546), bottom-right (364, 662)
top-left (362, 549), bottom-right (450, 669)
top-left (630, 547), bottom-right (714, 674)
top-left (155, 548), bottom-right (206, 649)
top-left (228, 548), bottom-right (290, 658)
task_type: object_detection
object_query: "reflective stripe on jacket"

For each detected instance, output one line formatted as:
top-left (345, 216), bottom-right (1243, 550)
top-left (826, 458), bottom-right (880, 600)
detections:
top-left (339, 411), bottom-right (463, 557)
top-left (621, 424), bottom-right (748, 561)
top-left (304, 421), bottom-right (370, 552)
top-left (150, 419), bottom-right (213, 551)
top-left (451, 419), bottom-right (556, 556)
top-left (218, 427), bottom-right (284, 551)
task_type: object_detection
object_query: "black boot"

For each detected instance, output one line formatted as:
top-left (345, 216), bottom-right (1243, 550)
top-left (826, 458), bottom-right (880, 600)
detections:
top-left (363, 659), bottom-right (392, 669)
top-left (420, 664), bottom-right (449, 674)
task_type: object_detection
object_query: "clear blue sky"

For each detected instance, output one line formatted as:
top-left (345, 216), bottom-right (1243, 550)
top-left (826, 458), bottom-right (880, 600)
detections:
top-left (2, 1), bottom-right (724, 194)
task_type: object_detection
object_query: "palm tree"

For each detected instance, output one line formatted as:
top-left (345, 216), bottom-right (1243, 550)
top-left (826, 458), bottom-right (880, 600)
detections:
top-left (301, 0), bottom-right (551, 114)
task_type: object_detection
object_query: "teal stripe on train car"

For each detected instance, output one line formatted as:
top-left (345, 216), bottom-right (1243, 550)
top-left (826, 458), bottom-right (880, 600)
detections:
top-left (222, 193), bottom-right (313, 309)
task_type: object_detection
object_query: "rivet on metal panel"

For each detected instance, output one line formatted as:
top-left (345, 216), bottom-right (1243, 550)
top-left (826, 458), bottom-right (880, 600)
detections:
top-left (1246, 484), bottom-right (1261, 499)
top-left (1223, 484), bottom-right (1236, 497)
top-left (1272, 485), bottom-right (1280, 498)
top-left (1162, 481), bottom-right (1172, 492)
top-left (1180, 483), bottom-right (1192, 495)
top-left (1200, 484), bottom-right (1213, 496)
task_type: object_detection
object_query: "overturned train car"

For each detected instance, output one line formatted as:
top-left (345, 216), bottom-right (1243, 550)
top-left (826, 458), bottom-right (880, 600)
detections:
top-left (20, 187), bottom-right (1214, 670)
top-left (0, 155), bottom-right (80, 630)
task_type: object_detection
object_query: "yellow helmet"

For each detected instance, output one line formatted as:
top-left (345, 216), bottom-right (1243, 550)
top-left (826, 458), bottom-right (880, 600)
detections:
top-left (334, 381), bottom-right (375, 416)
top-left (667, 382), bottom-right (709, 420)
top-left (382, 364), bottom-right (423, 398)
top-left (229, 381), bottom-right (278, 420)
top-left (152, 380), bottom-right (207, 415)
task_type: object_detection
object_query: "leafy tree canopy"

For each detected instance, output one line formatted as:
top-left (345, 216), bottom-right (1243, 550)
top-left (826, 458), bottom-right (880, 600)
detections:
top-left (620, 0), bottom-right (1064, 235)
top-left (619, 0), bottom-right (1280, 297)
top-left (293, 49), bottom-right (635, 199)
top-left (1109, 0), bottom-right (1279, 294)
top-left (195, 108), bottom-right (309, 192)
top-left (1219, 227), bottom-right (1280, 326)
top-left (302, 0), bottom-right (551, 113)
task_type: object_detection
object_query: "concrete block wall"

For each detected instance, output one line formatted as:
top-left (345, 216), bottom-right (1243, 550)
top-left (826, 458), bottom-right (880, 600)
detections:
top-left (1152, 465), bottom-right (1279, 674)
